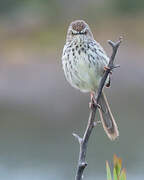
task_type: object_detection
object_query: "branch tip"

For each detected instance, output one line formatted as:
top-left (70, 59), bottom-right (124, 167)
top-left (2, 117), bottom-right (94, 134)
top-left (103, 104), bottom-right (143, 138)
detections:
top-left (108, 37), bottom-right (122, 49)
top-left (73, 133), bottom-right (83, 143)
top-left (108, 40), bottom-right (114, 47)
top-left (112, 64), bottom-right (120, 69)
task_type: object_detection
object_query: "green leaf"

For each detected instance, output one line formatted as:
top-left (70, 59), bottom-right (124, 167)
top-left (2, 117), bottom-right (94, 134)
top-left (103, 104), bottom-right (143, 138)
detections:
top-left (113, 167), bottom-right (118, 180)
top-left (113, 154), bottom-right (122, 176)
top-left (119, 168), bottom-right (126, 180)
top-left (106, 161), bottom-right (112, 180)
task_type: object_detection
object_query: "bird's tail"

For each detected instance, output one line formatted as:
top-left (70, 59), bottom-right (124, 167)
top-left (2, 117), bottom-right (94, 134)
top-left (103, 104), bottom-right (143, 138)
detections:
top-left (98, 92), bottom-right (119, 140)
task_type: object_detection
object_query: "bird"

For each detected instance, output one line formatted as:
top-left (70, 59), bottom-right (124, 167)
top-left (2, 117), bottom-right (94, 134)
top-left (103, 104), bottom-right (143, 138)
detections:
top-left (62, 20), bottom-right (119, 140)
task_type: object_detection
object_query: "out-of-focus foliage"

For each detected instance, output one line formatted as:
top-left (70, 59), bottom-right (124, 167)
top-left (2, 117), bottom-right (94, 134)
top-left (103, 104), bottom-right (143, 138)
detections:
top-left (1, 0), bottom-right (144, 20)
top-left (106, 155), bottom-right (126, 180)
top-left (115, 0), bottom-right (144, 14)
top-left (0, 0), bottom-right (144, 179)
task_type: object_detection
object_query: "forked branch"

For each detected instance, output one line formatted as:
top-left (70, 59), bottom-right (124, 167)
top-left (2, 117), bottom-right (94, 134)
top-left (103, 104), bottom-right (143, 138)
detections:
top-left (73, 37), bottom-right (122, 180)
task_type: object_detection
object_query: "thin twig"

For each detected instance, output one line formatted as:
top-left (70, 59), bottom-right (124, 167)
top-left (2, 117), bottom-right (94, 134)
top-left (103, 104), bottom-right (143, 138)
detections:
top-left (73, 37), bottom-right (122, 180)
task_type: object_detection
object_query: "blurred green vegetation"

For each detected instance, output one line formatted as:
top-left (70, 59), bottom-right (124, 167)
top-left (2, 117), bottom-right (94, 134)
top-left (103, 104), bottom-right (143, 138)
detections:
top-left (0, 0), bottom-right (144, 64)
top-left (0, 0), bottom-right (144, 17)
top-left (115, 0), bottom-right (144, 14)
top-left (106, 155), bottom-right (126, 180)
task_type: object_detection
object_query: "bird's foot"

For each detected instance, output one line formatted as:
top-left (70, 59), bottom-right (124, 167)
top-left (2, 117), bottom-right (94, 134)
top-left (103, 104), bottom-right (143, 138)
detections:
top-left (104, 66), bottom-right (112, 74)
top-left (89, 92), bottom-right (101, 110)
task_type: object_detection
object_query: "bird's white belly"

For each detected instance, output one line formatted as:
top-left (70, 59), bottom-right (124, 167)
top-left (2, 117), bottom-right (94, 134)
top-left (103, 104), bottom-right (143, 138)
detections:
top-left (72, 55), bottom-right (103, 92)
top-left (62, 39), bottom-right (109, 93)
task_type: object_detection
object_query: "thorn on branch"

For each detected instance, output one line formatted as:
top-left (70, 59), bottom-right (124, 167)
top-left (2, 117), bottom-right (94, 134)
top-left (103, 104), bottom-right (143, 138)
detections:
top-left (112, 64), bottom-right (120, 69)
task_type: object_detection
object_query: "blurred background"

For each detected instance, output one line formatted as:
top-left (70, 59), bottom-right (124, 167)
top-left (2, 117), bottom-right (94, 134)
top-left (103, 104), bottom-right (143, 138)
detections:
top-left (0, 0), bottom-right (144, 179)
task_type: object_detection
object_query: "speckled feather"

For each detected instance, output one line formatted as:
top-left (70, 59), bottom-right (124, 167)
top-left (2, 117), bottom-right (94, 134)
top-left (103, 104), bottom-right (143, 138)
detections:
top-left (62, 27), bottom-right (109, 93)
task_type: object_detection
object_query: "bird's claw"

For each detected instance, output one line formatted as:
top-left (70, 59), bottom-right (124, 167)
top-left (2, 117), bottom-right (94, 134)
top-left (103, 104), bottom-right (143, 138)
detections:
top-left (89, 92), bottom-right (101, 110)
top-left (104, 66), bottom-right (112, 74)
top-left (89, 100), bottom-right (101, 110)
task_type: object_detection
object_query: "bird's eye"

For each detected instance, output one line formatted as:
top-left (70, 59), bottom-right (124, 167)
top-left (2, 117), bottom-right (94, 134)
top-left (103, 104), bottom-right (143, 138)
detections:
top-left (71, 31), bottom-right (74, 35)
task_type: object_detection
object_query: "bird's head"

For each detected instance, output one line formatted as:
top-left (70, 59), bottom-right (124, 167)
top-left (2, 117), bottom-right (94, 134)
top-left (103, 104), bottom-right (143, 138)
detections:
top-left (66, 20), bottom-right (94, 42)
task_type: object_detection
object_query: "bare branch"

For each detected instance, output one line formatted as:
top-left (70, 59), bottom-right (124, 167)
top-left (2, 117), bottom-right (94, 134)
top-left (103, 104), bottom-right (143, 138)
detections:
top-left (74, 37), bottom-right (122, 180)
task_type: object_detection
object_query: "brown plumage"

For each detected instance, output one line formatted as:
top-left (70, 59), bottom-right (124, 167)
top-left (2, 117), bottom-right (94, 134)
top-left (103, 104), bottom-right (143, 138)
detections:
top-left (71, 21), bottom-right (86, 32)
top-left (98, 92), bottom-right (119, 140)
